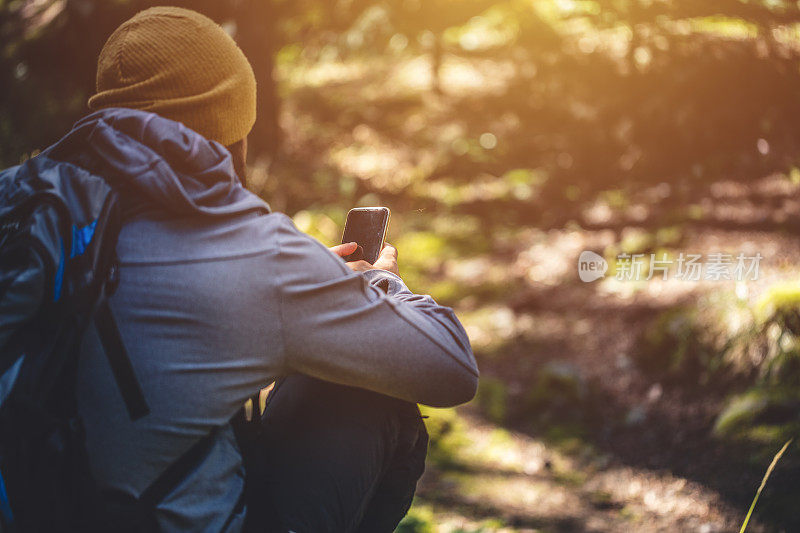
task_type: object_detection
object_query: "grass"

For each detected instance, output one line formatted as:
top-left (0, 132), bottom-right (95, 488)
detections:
top-left (739, 439), bottom-right (792, 533)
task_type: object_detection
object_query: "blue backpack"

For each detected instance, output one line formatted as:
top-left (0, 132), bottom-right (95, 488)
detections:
top-left (0, 152), bottom-right (151, 531)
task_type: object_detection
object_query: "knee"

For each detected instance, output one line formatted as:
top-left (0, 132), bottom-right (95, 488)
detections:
top-left (262, 375), bottom-right (428, 466)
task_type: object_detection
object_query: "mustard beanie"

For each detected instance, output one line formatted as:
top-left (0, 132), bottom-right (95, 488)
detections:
top-left (88, 6), bottom-right (256, 147)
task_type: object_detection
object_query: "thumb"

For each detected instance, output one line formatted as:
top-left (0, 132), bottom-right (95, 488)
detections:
top-left (329, 242), bottom-right (358, 257)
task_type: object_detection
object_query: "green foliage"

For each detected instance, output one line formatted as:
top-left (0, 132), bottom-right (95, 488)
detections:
top-left (6, 0), bottom-right (800, 199)
top-left (638, 291), bottom-right (758, 384)
top-left (292, 209), bottom-right (344, 245)
top-left (638, 282), bottom-right (800, 459)
top-left (475, 376), bottom-right (508, 424)
top-left (395, 503), bottom-right (435, 533)
top-left (525, 361), bottom-right (589, 437)
top-left (392, 218), bottom-right (497, 304)
top-left (395, 231), bottom-right (450, 270)
top-left (756, 282), bottom-right (800, 334)
top-left (750, 283), bottom-right (800, 387)
top-left (713, 284), bottom-right (800, 448)
top-left (419, 405), bottom-right (471, 469)
top-left (639, 306), bottom-right (715, 380)
top-left (714, 387), bottom-right (800, 447)
top-left (451, 519), bottom-right (506, 533)
top-left (528, 361), bottom-right (585, 408)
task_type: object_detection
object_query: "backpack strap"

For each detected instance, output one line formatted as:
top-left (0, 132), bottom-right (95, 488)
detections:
top-left (96, 426), bottom-right (223, 532)
top-left (138, 425), bottom-right (222, 508)
top-left (94, 300), bottom-right (149, 421)
top-left (80, 190), bottom-right (149, 421)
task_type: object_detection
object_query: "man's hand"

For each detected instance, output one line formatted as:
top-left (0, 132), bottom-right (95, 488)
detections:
top-left (329, 242), bottom-right (359, 259)
top-left (328, 242), bottom-right (399, 276)
top-left (347, 244), bottom-right (399, 276)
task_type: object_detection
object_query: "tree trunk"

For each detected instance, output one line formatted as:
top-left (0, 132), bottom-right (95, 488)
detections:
top-left (235, 0), bottom-right (281, 157)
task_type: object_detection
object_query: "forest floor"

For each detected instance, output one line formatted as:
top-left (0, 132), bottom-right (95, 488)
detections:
top-left (258, 49), bottom-right (800, 532)
top-left (397, 173), bottom-right (800, 533)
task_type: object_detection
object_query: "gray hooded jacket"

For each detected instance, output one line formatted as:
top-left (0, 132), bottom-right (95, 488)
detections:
top-left (50, 108), bottom-right (479, 531)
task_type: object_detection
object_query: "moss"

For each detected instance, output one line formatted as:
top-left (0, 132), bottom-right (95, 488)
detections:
top-left (395, 502), bottom-right (435, 533)
top-left (639, 306), bottom-right (709, 378)
top-left (715, 386), bottom-right (800, 448)
top-left (715, 389), bottom-right (771, 436)
top-left (475, 377), bottom-right (508, 424)
top-left (458, 518), bottom-right (507, 532)
top-left (420, 406), bottom-right (471, 468)
top-left (527, 361), bottom-right (586, 421)
top-left (756, 282), bottom-right (800, 334)
top-left (553, 466), bottom-right (587, 487)
top-left (547, 426), bottom-right (592, 455)
top-left (637, 293), bottom-right (756, 384)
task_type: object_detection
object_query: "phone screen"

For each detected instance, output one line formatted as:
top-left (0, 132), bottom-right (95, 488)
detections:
top-left (341, 207), bottom-right (390, 264)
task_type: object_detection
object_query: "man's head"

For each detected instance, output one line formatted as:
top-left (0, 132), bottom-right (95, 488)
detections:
top-left (88, 6), bottom-right (255, 178)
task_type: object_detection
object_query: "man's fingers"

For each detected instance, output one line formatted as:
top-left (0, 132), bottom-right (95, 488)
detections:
top-left (329, 242), bottom-right (358, 257)
top-left (374, 243), bottom-right (400, 276)
top-left (341, 244), bottom-right (398, 274)
top-left (380, 243), bottom-right (397, 260)
top-left (345, 260), bottom-right (373, 272)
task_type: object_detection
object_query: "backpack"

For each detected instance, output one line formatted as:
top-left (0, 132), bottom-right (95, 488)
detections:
top-left (0, 154), bottom-right (149, 531)
top-left (0, 155), bottom-right (222, 532)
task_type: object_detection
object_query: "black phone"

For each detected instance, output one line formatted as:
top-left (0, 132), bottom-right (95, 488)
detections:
top-left (341, 207), bottom-right (390, 264)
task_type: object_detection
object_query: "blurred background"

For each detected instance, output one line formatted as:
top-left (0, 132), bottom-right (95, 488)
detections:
top-left (5, 0), bottom-right (800, 530)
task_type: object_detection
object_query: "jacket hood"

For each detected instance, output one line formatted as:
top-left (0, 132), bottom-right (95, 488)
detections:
top-left (45, 107), bottom-right (269, 218)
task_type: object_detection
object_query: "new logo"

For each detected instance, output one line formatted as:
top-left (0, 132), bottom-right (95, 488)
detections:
top-left (578, 251), bottom-right (607, 282)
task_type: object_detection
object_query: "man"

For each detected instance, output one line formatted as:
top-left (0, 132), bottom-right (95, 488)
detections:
top-left (67, 6), bottom-right (478, 532)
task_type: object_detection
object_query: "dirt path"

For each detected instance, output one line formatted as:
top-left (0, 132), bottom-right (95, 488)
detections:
top-left (412, 413), bottom-right (748, 532)
top-left (400, 175), bottom-right (800, 532)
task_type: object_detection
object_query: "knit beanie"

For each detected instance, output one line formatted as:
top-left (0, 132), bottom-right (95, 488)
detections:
top-left (88, 6), bottom-right (256, 147)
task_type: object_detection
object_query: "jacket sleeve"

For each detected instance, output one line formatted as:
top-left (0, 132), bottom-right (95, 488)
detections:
top-left (274, 215), bottom-right (478, 407)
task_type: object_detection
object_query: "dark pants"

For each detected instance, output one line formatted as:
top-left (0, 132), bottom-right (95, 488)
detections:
top-left (236, 375), bottom-right (429, 533)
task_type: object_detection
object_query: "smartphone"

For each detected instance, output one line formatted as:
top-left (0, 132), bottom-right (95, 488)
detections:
top-left (341, 207), bottom-right (390, 264)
